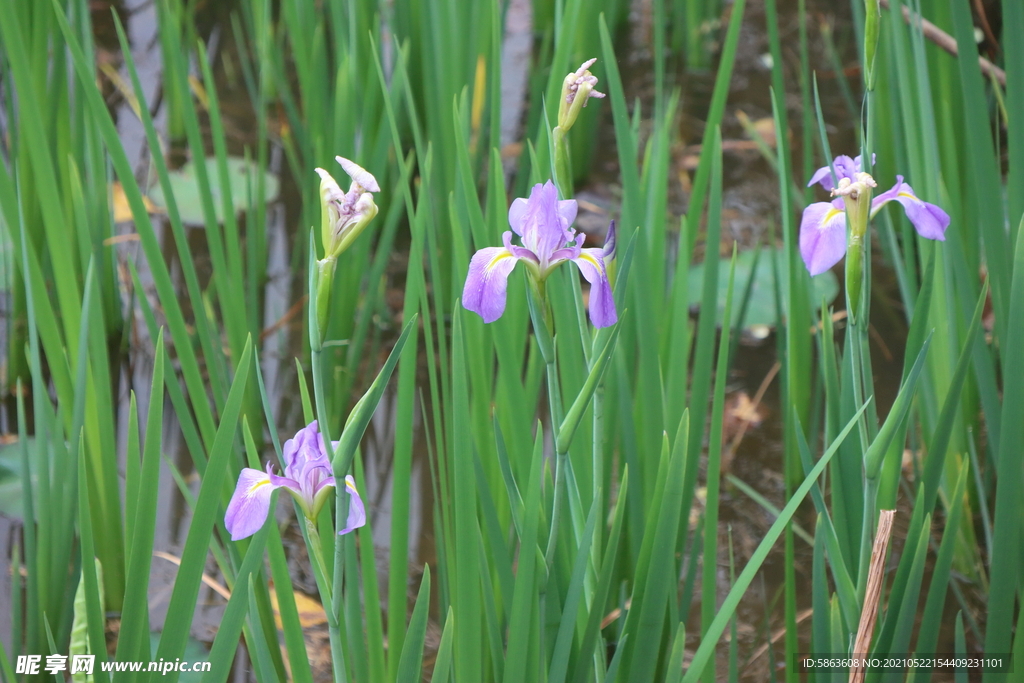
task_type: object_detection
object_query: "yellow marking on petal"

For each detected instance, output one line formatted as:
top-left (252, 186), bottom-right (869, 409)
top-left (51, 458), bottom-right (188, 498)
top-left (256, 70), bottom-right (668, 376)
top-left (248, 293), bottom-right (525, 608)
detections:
top-left (823, 207), bottom-right (844, 224)
top-left (346, 479), bottom-right (359, 493)
top-left (897, 191), bottom-right (918, 201)
top-left (486, 251), bottom-right (514, 272)
top-left (248, 478), bottom-right (272, 494)
top-left (578, 252), bottom-right (603, 269)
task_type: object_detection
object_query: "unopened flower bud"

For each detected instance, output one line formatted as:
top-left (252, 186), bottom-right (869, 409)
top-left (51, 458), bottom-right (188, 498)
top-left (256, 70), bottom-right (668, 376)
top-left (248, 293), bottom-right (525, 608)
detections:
top-left (316, 156), bottom-right (380, 260)
top-left (557, 59), bottom-right (606, 131)
top-left (312, 157), bottom-right (380, 346)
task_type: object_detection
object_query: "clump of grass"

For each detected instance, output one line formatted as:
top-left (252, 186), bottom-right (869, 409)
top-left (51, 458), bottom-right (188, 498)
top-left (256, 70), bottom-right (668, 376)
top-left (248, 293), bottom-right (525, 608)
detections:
top-left (3, 0), bottom-right (1021, 681)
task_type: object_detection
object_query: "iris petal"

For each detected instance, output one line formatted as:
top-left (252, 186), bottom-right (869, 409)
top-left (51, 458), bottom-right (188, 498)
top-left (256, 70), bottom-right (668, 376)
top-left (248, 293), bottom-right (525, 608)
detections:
top-left (518, 181), bottom-right (577, 262)
top-left (508, 197), bottom-right (528, 236)
top-left (807, 164), bottom-right (834, 190)
top-left (557, 198), bottom-right (578, 233)
top-left (463, 245), bottom-right (520, 323)
top-left (833, 155), bottom-right (859, 181)
top-left (800, 202), bottom-right (848, 276)
top-left (339, 475), bottom-right (367, 535)
top-left (572, 248), bottom-right (618, 327)
top-left (225, 468), bottom-right (279, 541)
top-left (898, 192), bottom-right (949, 241)
top-left (464, 179), bottom-right (614, 326)
top-left (808, 154), bottom-right (870, 190)
top-left (873, 177), bottom-right (949, 241)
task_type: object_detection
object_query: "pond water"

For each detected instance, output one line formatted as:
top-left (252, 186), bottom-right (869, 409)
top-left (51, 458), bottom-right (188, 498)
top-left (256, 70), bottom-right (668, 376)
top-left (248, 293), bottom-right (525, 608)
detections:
top-left (2, 0), bottom-right (942, 679)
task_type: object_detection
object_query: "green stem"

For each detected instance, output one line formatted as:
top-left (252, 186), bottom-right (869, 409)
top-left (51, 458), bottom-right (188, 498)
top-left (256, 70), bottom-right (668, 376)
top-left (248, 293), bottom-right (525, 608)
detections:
top-left (856, 476), bottom-right (880, 604)
top-left (552, 126), bottom-right (573, 198)
top-left (845, 231), bottom-right (865, 325)
top-left (545, 450), bottom-right (567, 569)
top-left (304, 518), bottom-right (348, 683)
top-left (304, 518), bottom-right (335, 618)
top-left (315, 257), bottom-right (337, 348)
top-left (311, 348), bottom-right (350, 683)
top-left (848, 321), bottom-right (870, 440)
top-left (527, 277), bottom-right (566, 581)
top-left (542, 346), bottom-right (566, 573)
top-left (591, 384), bottom-right (604, 565)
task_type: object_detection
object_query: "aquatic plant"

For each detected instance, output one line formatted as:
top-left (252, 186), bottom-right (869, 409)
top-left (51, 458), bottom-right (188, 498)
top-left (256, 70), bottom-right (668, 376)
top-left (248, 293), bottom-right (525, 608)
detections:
top-left (224, 421), bottom-right (366, 540)
top-left (3, 0), bottom-right (1022, 682)
top-left (800, 154), bottom-right (949, 276)
top-left (462, 180), bottom-right (616, 326)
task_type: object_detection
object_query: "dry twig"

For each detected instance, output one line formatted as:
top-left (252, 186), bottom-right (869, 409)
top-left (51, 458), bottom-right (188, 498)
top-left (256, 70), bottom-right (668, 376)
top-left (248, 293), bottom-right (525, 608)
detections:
top-left (879, 0), bottom-right (1006, 87)
top-left (849, 509), bottom-right (896, 683)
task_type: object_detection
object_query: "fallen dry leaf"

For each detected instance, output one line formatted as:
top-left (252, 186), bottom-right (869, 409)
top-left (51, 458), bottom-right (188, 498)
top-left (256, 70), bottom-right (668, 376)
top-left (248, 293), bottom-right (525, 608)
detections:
top-left (111, 181), bottom-right (162, 223)
top-left (269, 585), bottom-right (328, 629)
top-left (722, 391), bottom-right (767, 445)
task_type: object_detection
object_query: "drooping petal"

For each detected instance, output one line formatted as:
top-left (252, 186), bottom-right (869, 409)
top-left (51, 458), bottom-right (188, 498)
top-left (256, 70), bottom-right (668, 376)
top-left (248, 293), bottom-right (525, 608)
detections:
top-left (799, 202), bottom-right (849, 276)
top-left (572, 248), bottom-right (618, 327)
top-left (872, 177), bottom-right (949, 241)
top-left (225, 468), bottom-right (280, 541)
top-left (602, 220), bottom-right (617, 260)
top-left (339, 475), bottom-right (367, 535)
top-left (462, 243), bottom-right (521, 323)
top-left (870, 177), bottom-right (903, 208)
top-left (900, 194), bottom-right (950, 240)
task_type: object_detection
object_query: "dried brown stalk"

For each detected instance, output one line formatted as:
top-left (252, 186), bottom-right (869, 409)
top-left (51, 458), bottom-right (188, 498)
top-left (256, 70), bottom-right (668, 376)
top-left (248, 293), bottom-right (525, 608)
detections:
top-left (879, 0), bottom-right (1006, 87)
top-left (848, 509), bottom-right (896, 683)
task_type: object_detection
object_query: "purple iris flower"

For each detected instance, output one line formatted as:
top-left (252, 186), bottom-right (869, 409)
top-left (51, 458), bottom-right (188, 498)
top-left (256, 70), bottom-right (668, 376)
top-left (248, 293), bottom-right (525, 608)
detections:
top-left (806, 154), bottom-right (872, 192)
top-left (799, 155), bottom-right (950, 276)
top-left (224, 421), bottom-right (366, 541)
top-left (462, 180), bottom-right (617, 327)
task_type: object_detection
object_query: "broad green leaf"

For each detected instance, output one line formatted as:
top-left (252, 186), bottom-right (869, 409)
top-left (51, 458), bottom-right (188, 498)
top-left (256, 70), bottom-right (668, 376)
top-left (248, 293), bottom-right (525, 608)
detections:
top-left (687, 247), bottom-right (839, 328)
top-left (333, 315), bottom-right (418, 474)
top-left (147, 156), bottom-right (280, 226)
top-left (396, 567), bottom-right (432, 683)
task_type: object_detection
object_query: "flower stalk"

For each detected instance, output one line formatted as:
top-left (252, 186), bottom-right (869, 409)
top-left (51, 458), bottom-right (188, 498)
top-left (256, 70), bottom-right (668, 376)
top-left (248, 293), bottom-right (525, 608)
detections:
top-left (304, 517), bottom-right (335, 617)
top-left (833, 171), bottom-right (876, 322)
top-left (315, 257), bottom-right (338, 350)
top-left (863, 0), bottom-right (881, 90)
